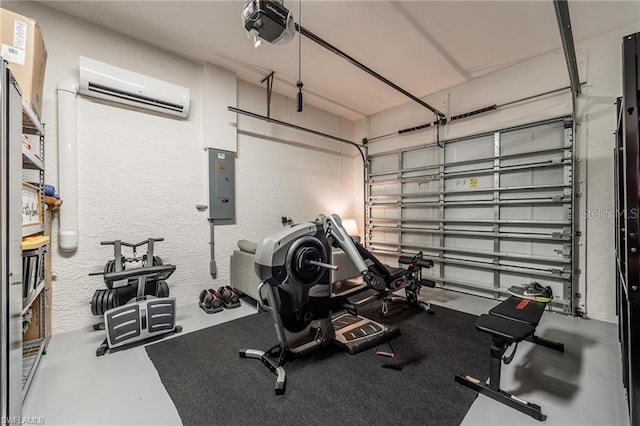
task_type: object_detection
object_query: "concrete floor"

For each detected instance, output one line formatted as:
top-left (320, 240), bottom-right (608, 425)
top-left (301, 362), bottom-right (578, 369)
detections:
top-left (22, 290), bottom-right (630, 425)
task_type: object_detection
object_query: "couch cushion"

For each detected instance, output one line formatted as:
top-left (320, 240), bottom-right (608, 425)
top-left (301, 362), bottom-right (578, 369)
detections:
top-left (237, 239), bottom-right (258, 254)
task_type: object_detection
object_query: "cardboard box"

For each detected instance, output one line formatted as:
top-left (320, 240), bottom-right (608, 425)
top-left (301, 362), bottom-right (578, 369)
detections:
top-left (0, 8), bottom-right (47, 119)
top-left (22, 288), bottom-right (51, 346)
top-left (44, 287), bottom-right (51, 346)
top-left (23, 294), bottom-right (41, 342)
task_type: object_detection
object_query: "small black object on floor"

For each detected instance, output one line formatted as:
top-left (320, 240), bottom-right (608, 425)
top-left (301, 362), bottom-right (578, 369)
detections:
top-left (146, 303), bottom-right (490, 426)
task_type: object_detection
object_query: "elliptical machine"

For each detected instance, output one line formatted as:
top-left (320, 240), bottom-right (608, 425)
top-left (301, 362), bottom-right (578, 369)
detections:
top-left (240, 214), bottom-right (431, 394)
top-left (240, 220), bottom-right (336, 394)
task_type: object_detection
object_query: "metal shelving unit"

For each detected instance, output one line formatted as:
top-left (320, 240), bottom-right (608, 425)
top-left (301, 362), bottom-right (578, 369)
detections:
top-left (20, 90), bottom-right (47, 402)
top-left (616, 32), bottom-right (640, 426)
top-left (1, 59), bottom-right (25, 418)
top-left (21, 339), bottom-right (45, 400)
top-left (22, 145), bottom-right (44, 171)
top-left (366, 116), bottom-right (579, 314)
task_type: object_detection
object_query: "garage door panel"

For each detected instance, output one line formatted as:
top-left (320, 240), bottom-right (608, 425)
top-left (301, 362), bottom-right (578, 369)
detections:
top-left (444, 264), bottom-right (494, 287)
top-left (402, 147), bottom-right (439, 169)
top-left (370, 154), bottom-right (399, 174)
top-left (501, 122), bottom-right (564, 155)
top-left (444, 205), bottom-right (494, 220)
top-left (445, 135), bottom-right (495, 163)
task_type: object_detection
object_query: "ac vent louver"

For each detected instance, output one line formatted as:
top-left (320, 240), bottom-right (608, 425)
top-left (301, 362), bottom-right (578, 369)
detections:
top-left (87, 83), bottom-right (185, 113)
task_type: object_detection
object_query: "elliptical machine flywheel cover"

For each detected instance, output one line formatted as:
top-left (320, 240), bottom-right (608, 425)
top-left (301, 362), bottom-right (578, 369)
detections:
top-left (284, 236), bottom-right (328, 287)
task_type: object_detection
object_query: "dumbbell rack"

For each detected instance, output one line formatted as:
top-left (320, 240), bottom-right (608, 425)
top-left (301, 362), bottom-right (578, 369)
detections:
top-left (90, 238), bottom-right (168, 319)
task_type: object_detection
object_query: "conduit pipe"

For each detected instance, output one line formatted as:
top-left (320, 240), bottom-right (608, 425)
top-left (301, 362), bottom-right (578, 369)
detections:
top-left (57, 78), bottom-right (79, 252)
top-left (295, 23), bottom-right (446, 119)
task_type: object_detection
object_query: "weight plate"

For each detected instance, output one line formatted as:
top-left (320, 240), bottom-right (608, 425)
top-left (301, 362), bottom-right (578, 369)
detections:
top-left (156, 280), bottom-right (169, 298)
top-left (95, 289), bottom-right (105, 316)
top-left (91, 290), bottom-right (100, 315)
top-left (104, 261), bottom-right (115, 289)
top-left (112, 289), bottom-right (120, 309)
top-left (107, 289), bottom-right (114, 311)
top-left (102, 289), bottom-right (109, 316)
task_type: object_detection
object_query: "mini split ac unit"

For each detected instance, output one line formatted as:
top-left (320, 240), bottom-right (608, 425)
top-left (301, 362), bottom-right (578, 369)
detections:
top-left (78, 56), bottom-right (190, 118)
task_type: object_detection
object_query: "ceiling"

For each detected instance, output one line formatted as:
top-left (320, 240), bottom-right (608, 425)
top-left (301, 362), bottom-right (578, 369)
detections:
top-left (32, 0), bottom-right (640, 121)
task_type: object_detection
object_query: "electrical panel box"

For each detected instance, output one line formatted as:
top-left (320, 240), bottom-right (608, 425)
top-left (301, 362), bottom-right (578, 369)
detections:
top-left (208, 148), bottom-right (235, 220)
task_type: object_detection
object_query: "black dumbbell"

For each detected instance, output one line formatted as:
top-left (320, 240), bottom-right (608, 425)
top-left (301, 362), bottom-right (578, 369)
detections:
top-left (218, 286), bottom-right (240, 305)
top-left (199, 289), bottom-right (223, 311)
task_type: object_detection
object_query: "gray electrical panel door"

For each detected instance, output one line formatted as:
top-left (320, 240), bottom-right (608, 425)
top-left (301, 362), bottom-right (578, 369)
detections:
top-left (208, 148), bottom-right (235, 220)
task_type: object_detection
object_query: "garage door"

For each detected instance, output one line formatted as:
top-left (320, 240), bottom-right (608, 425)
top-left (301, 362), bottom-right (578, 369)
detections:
top-left (366, 117), bottom-right (577, 314)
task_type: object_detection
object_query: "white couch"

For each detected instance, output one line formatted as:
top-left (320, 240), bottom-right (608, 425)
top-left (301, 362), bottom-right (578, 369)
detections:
top-left (229, 240), bottom-right (262, 301)
top-left (229, 239), bottom-right (361, 302)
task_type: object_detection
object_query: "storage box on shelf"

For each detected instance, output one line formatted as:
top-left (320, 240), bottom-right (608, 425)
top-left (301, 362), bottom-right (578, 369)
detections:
top-left (0, 8), bottom-right (47, 119)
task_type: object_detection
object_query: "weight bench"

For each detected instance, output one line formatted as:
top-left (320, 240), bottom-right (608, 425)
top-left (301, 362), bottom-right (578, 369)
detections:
top-left (455, 296), bottom-right (565, 421)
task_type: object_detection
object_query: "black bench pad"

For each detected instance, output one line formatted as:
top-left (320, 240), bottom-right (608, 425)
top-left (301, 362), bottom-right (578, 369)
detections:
top-left (387, 266), bottom-right (406, 281)
top-left (475, 314), bottom-right (535, 342)
top-left (489, 296), bottom-right (546, 326)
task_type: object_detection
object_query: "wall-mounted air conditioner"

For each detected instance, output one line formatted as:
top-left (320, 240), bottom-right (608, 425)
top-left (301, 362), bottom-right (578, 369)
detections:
top-left (78, 56), bottom-right (190, 118)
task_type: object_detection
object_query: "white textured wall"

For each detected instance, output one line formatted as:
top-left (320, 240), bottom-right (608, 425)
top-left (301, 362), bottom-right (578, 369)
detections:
top-left (7, 2), bottom-right (361, 334)
top-left (365, 21), bottom-right (640, 323)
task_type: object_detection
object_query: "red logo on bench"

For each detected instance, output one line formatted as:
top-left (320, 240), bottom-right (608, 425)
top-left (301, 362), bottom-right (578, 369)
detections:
top-left (515, 299), bottom-right (530, 310)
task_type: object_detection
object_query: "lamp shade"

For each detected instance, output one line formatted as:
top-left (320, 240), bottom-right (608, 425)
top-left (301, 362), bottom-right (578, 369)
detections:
top-left (342, 219), bottom-right (359, 236)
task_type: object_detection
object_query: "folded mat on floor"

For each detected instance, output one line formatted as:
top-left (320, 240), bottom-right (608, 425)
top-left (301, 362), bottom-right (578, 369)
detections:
top-left (145, 303), bottom-right (490, 426)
